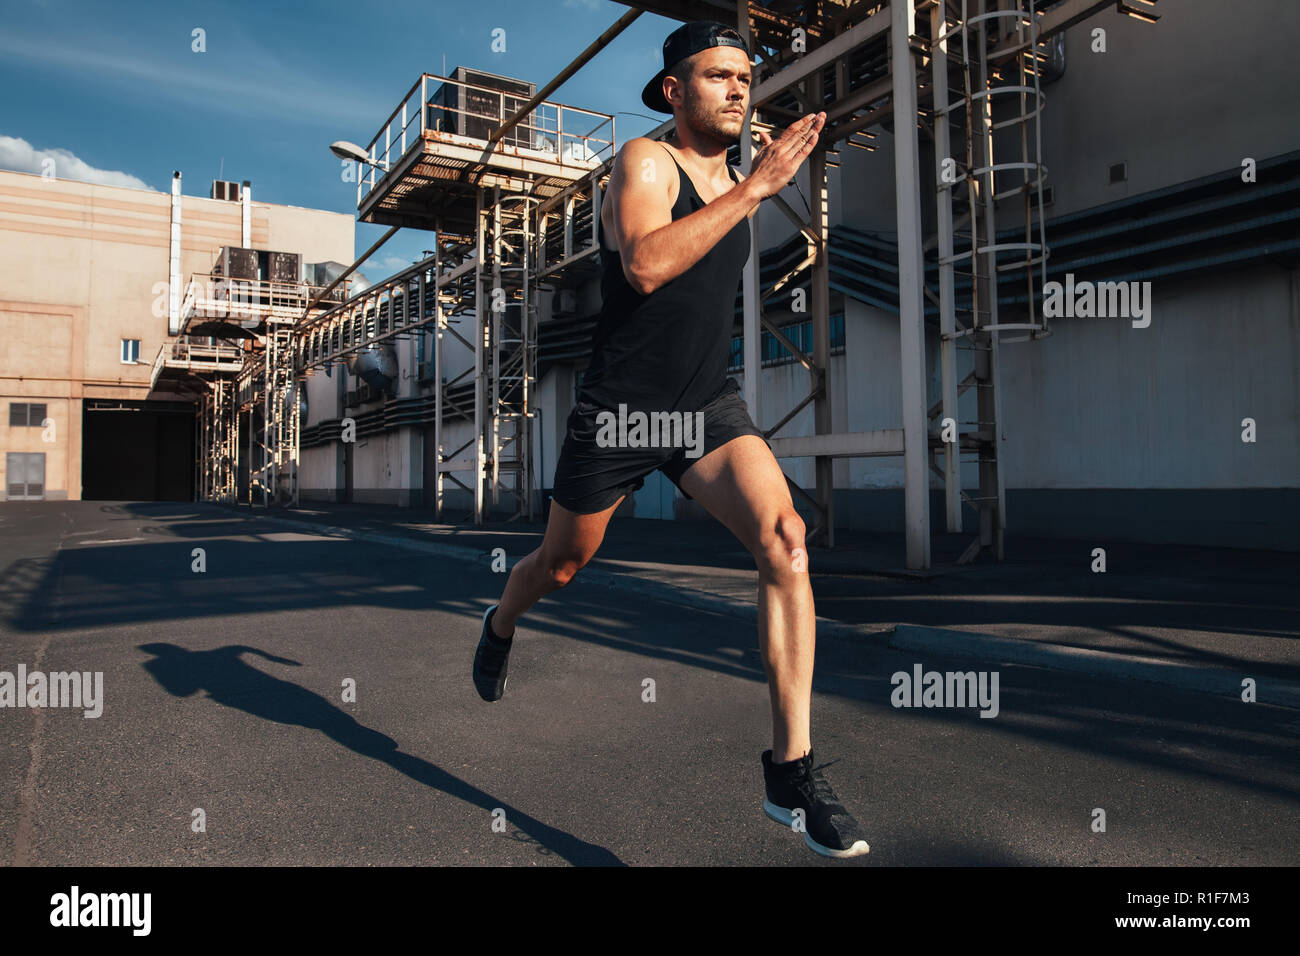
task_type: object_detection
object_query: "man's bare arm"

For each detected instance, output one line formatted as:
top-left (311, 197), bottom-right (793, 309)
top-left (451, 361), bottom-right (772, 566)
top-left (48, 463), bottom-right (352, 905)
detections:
top-left (610, 113), bottom-right (825, 295)
top-left (610, 138), bottom-right (760, 296)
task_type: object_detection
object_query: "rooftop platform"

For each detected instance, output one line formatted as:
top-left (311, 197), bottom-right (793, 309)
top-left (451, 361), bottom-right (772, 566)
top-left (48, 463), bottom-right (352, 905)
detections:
top-left (173, 273), bottom-right (350, 341)
top-left (354, 73), bottom-right (614, 237)
top-left (149, 341), bottom-right (245, 394)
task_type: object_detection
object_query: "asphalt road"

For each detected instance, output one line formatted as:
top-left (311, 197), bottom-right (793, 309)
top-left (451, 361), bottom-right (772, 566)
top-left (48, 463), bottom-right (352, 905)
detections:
top-left (1, 502), bottom-right (1295, 866)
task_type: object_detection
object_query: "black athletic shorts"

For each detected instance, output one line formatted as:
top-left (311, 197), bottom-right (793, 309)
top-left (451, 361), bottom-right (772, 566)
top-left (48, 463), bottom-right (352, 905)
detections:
top-left (550, 376), bottom-right (771, 516)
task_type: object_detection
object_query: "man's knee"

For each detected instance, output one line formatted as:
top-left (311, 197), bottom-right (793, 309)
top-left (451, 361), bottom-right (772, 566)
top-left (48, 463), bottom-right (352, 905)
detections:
top-left (756, 508), bottom-right (807, 579)
top-left (541, 551), bottom-right (591, 588)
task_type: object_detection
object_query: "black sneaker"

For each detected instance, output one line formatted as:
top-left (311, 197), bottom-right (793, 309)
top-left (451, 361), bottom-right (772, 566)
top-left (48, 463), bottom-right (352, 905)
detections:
top-left (473, 604), bottom-right (513, 702)
top-left (762, 749), bottom-right (870, 858)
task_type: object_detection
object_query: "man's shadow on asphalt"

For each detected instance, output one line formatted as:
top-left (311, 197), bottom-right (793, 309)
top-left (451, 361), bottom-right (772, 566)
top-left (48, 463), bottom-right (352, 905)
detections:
top-left (138, 641), bottom-right (623, 866)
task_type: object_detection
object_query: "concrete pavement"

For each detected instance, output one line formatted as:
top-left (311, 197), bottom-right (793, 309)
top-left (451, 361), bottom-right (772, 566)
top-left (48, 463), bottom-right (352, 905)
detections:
top-left (0, 500), bottom-right (1296, 866)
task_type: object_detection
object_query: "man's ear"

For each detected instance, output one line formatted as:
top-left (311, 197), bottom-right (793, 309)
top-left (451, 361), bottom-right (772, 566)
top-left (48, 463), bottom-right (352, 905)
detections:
top-left (663, 76), bottom-right (680, 110)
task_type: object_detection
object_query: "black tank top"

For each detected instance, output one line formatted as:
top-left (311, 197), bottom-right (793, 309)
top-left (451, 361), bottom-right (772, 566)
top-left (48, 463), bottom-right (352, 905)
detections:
top-left (578, 148), bottom-right (750, 415)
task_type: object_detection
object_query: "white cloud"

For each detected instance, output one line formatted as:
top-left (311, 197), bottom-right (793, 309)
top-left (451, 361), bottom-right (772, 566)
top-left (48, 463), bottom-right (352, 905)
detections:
top-left (0, 136), bottom-right (149, 189)
top-left (363, 254), bottom-right (418, 279)
top-left (376, 254), bottom-right (412, 271)
top-left (562, 0), bottom-right (606, 10)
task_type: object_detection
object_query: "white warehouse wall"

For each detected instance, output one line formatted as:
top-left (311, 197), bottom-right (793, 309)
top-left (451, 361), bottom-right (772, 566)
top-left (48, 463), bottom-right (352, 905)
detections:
top-left (295, 0), bottom-right (1299, 550)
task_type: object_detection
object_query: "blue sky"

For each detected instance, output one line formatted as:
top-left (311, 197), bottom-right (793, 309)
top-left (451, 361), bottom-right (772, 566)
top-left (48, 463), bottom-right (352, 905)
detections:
top-left (1, 0), bottom-right (679, 279)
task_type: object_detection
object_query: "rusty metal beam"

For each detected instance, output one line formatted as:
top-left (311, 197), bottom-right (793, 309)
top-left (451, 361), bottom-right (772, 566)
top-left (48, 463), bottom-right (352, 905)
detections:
top-left (486, 8), bottom-right (643, 148)
top-left (305, 225), bottom-right (399, 312)
top-left (987, 0), bottom-right (1122, 61)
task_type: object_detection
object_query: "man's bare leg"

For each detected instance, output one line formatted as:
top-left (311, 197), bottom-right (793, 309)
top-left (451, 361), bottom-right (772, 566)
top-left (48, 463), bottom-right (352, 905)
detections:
top-left (676, 435), bottom-right (813, 763)
top-left (757, 518), bottom-right (815, 763)
top-left (675, 432), bottom-right (867, 857)
top-left (491, 495), bottom-right (625, 637)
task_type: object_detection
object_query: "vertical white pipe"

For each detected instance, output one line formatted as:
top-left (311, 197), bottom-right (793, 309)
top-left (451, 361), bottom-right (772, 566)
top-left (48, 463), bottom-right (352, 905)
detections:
top-left (892, 0), bottom-right (932, 570)
top-left (169, 171), bottom-right (182, 335)
top-left (932, 3), bottom-right (962, 533)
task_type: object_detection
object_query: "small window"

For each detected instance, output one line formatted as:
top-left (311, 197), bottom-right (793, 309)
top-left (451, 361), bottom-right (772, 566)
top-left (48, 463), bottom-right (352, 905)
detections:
top-left (121, 339), bottom-right (140, 363)
top-left (9, 403), bottom-right (46, 427)
top-left (1108, 162), bottom-right (1127, 185)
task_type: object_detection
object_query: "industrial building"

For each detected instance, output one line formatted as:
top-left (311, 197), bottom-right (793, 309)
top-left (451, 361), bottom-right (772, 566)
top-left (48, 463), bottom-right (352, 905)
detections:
top-left (0, 172), bottom-right (353, 502)
top-left (4, 0), bottom-right (1297, 566)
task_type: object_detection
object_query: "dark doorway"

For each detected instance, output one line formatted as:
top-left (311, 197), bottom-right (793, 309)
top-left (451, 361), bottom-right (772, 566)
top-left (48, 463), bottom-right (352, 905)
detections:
top-left (82, 400), bottom-right (195, 501)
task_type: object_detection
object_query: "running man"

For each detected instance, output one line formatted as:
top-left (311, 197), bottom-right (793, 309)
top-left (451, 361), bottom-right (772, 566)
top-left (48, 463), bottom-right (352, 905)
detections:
top-left (473, 20), bottom-right (869, 859)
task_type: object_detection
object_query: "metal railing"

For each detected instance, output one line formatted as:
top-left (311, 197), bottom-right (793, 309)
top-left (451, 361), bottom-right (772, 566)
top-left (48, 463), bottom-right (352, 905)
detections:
top-left (178, 275), bottom-right (349, 325)
top-left (356, 73), bottom-right (615, 208)
top-left (150, 341), bottom-right (245, 390)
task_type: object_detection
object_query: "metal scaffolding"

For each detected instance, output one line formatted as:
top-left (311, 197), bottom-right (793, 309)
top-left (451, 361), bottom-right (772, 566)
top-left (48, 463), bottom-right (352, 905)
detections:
top-left (182, 0), bottom-right (1161, 567)
top-left (930, 0), bottom-right (1057, 563)
top-left (197, 377), bottom-right (237, 502)
top-left (480, 187), bottom-right (540, 519)
top-left (602, 0), bottom-right (1157, 567)
top-left (297, 69), bottom-right (614, 523)
top-left (237, 319), bottom-right (300, 507)
top-left (151, 266), bottom-right (344, 507)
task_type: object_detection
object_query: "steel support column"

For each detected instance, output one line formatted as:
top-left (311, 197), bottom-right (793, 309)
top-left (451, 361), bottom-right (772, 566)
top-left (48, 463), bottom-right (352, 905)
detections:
top-left (891, 0), bottom-right (932, 570)
top-left (932, 0), bottom-right (963, 533)
top-left (737, 10), bottom-right (763, 430)
top-left (809, 69), bottom-right (835, 548)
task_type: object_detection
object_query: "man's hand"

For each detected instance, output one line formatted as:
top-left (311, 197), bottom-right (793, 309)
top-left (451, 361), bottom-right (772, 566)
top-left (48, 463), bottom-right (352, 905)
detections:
top-left (747, 111), bottom-right (826, 200)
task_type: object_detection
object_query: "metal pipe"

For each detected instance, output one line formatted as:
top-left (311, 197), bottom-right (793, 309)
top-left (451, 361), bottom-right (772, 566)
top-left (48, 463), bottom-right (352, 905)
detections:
top-left (892, 0), bottom-right (932, 570)
top-left (486, 8), bottom-right (642, 148)
top-left (1032, 180), bottom-right (1300, 251)
top-left (995, 236), bottom-right (1300, 306)
top-left (932, 0), bottom-right (962, 534)
top-left (305, 225), bottom-right (400, 312)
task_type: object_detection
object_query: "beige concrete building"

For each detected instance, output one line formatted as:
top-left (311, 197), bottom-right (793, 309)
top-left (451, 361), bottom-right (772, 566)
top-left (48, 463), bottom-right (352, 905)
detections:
top-left (0, 168), bottom-right (352, 500)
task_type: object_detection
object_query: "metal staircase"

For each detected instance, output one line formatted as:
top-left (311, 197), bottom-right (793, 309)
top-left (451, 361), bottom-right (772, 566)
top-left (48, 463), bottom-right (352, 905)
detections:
top-left (480, 187), bottom-right (540, 521)
top-left (262, 323), bottom-right (300, 506)
top-left (198, 377), bottom-right (237, 503)
top-left (294, 70), bottom-right (611, 523)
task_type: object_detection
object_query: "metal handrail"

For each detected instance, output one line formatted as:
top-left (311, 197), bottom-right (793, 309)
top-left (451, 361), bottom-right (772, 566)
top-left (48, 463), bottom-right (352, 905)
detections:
top-left (149, 344), bottom-right (169, 391)
top-left (180, 275), bottom-right (349, 321)
top-left (357, 72), bottom-right (615, 208)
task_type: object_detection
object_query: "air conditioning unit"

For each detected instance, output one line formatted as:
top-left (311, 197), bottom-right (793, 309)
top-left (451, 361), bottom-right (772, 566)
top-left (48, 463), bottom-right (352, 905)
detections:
top-left (357, 383), bottom-right (376, 404)
top-left (211, 180), bottom-right (242, 202)
top-left (213, 246), bottom-right (258, 279)
top-left (268, 252), bottom-right (301, 284)
top-left (426, 67), bottom-right (537, 150)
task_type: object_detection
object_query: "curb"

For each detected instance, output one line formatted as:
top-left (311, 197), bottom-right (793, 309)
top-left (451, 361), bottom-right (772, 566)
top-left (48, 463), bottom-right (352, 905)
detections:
top-left (242, 508), bottom-right (1300, 710)
top-left (245, 510), bottom-right (890, 639)
top-left (882, 624), bottom-right (1300, 711)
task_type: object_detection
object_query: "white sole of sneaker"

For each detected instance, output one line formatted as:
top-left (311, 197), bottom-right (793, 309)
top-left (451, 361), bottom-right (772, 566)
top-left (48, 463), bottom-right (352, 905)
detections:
top-left (762, 799), bottom-right (870, 858)
top-left (763, 798), bottom-right (798, 827)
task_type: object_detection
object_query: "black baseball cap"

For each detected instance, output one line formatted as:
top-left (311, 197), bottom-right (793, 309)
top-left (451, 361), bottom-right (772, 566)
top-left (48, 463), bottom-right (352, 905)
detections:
top-left (641, 21), bottom-right (751, 114)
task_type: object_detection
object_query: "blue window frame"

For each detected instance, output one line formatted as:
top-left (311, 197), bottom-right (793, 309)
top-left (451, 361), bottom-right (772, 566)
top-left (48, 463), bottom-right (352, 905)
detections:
top-left (728, 312), bottom-right (845, 372)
